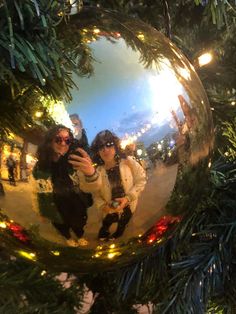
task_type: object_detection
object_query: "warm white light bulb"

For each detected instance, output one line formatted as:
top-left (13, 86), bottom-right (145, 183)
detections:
top-left (198, 53), bottom-right (213, 67)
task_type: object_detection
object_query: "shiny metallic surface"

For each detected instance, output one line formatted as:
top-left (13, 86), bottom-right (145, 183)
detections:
top-left (0, 8), bottom-right (214, 272)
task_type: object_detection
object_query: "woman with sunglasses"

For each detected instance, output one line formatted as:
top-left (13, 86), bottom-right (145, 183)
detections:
top-left (33, 125), bottom-right (96, 247)
top-left (89, 130), bottom-right (147, 240)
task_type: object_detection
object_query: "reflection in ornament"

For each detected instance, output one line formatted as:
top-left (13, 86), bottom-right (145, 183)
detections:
top-left (0, 8), bottom-right (214, 272)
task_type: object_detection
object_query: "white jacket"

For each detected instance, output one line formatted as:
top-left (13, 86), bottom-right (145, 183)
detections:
top-left (91, 157), bottom-right (146, 214)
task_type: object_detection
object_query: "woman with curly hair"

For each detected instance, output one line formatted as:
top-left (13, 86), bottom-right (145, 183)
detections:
top-left (90, 130), bottom-right (146, 240)
top-left (33, 125), bottom-right (95, 247)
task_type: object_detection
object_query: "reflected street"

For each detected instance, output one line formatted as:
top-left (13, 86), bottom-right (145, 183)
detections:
top-left (0, 161), bottom-right (178, 247)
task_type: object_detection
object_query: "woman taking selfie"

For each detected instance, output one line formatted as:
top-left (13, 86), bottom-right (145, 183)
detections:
top-left (33, 125), bottom-right (95, 247)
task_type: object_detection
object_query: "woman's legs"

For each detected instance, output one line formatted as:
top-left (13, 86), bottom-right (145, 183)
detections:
top-left (98, 213), bottom-right (119, 239)
top-left (112, 207), bottom-right (132, 238)
top-left (52, 222), bottom-right (71, 239)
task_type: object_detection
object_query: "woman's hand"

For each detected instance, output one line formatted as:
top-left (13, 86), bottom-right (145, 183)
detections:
top-left (68, 148), bottom-right (95, 176)
top-left (115, 197), bottom-right (129, 212)
top-left (102, 205), bottom-right (114, 214)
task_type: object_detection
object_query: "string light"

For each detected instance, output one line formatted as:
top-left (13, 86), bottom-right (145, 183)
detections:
top-left (137, 33), bottom-right (145, 41)
top-left (93, 28), bottom-right (100, 34)
top-left (0, 222), bottom-right (7, 228)
top-left (198, 52), bottom-right (213, 67)
top-left (18, 250), bottom-right (37, 261)
top-left (35, 111), bottom-right (43, 118)
top-left (93, 252), bottom-right (102, 258)
top-left (51, 251), bottom-right (60, 256)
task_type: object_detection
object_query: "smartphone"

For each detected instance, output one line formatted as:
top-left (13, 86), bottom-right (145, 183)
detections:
top-left (68, 139), bottom-right (83, 158)
top-left (110, 200), bottom-right (120, 209)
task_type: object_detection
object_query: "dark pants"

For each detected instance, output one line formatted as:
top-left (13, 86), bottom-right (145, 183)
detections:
top-left (98, 207), bottom-right (132, 239)
top-left (53, 192), bottom-right (88, 240)
top-left (52, 221), bottom-right (86, 240)
top-left (8, 167), bottom-right (16, 185)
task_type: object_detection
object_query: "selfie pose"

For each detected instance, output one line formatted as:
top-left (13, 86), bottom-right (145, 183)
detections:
top-left (33, 125), bottom-right (94, 247)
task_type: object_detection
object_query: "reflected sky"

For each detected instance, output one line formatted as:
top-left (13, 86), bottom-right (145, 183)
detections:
top-left (67, 37), bottom-right (189, 147)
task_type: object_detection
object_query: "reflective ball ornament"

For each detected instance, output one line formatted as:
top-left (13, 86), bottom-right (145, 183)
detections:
top-left (0, 8), bottom-right (214, 273)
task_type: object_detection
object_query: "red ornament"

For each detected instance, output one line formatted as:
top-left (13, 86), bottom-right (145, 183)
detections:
top-left (8, 222), bottom-right (30, 243)
top-left (145, 215), bottom-right (181, 244)
top-left (8, 223), bottom-right (24, 232)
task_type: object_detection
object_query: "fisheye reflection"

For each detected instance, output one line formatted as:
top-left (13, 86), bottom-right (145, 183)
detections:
top-left (0, 13), bottom-right (213, 252)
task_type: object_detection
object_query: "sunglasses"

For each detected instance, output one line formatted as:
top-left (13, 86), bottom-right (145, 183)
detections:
top-left (98, 141), bottom-right (115, 150)
top-left (54, 136), bottom-right (72, 145)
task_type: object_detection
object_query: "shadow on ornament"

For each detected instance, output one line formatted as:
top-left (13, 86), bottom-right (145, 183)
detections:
top-left (0, 7), bottom-right (214, 272)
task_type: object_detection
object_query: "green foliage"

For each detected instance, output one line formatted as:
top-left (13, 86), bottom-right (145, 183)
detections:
top-left (221, 118), bottom-right (236, 161)
top-left (0, 0), bottom-right (236, 313)
top-left (0, 1), bottom-right (82, 136)
top-left (0, 1), bottom-right (77, 96)
top-left (0, 254), bottom-right (84, 313)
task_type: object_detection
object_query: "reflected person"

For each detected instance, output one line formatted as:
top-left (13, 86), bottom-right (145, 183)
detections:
top-left (33, 125), bottom-right (93, 247)
top-left (69, 113), bottom-right (89, 153)
top-left (6, 154), bottom-right (16, 186)
top-left (90, 130), bottom-right (146, 240)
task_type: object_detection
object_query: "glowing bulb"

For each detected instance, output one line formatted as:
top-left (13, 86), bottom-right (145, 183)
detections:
top-left (51, 251), bottom-right (60, 256)
top-left (0, 222), bottom-right (7, 228)
top-left (107, 253), bottom-right (116, 259)
top-left (93, 28), bottom-right (100, 34)
top-left (7, 132), bottom-right (15, 139)
top-left (137, 33), bottom-right (145, 40)
top-left (35, 111), bottom-right (43, 118)
top-left (231, 101), bottom-right (235, 106)
top-left (137, 149), bottom-right (142, 156)
top-left (109, 244), bottom-right (115, 249)
top-left (198, 53), bottom-right (213, 67)
top-left (18, 250), bottom-right (36, 261)
top-left (41, 270), bottom-right (47, 276)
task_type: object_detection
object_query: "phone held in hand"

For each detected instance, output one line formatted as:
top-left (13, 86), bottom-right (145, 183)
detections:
top-left (110, 200), bottom-right (120, 209)
top-left (68, 139), bottom-right (83, 158)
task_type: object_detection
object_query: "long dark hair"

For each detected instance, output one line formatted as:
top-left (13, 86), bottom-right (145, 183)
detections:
top-left (91, 130), bottom-right (126, 165)
top-left (36, 125), bottom-right (74, 172)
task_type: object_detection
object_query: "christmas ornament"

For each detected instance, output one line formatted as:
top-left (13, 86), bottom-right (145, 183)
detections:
top-left (0, 8), bottom-right (214, 272)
